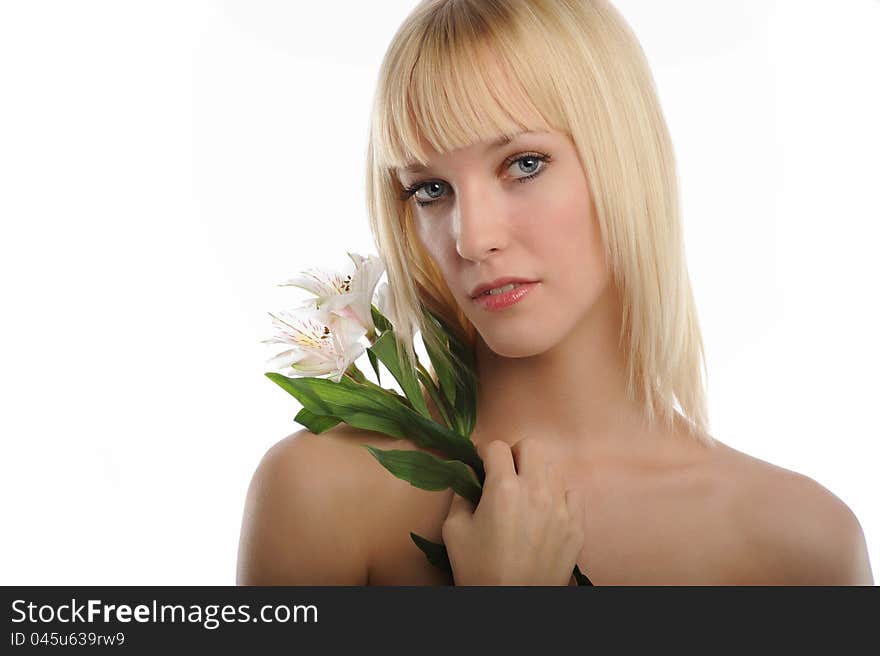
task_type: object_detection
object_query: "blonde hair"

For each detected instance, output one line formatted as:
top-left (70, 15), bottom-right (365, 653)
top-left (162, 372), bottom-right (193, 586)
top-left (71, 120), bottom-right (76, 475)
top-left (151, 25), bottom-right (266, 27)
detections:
top-left (364, 0), bottom-right (714, 445)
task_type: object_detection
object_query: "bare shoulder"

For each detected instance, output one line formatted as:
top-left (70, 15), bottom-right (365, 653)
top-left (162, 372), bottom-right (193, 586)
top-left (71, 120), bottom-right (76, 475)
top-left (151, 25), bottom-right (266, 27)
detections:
top-left (236, 424), bottom-right (398, 585)
top-left (711, 441), bottom-right (873, 585)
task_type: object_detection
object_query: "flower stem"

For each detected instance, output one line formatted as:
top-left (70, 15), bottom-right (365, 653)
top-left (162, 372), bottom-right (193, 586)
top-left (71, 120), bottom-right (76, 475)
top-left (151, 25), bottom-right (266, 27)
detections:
top-left (416, 362), bottom-right (453, 430)
top-left (346, 365), bottom-right (412, 406)
top-left (343, 363), bottom-right (367, 383)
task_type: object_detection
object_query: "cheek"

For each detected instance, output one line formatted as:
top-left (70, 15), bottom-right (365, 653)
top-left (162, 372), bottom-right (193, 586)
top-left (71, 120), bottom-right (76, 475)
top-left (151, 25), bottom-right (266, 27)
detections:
top-left (535, 190), bottom-right (605, 283)
top-left (415, 216), bottom-right (456, 274)
top-left (415, 216), bottom-right (441, 254)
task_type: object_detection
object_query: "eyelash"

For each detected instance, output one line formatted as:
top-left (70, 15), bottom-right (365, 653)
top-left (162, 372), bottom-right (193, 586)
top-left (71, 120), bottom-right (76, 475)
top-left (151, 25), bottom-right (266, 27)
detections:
top-left (398, 152), bottom-right (552, 207)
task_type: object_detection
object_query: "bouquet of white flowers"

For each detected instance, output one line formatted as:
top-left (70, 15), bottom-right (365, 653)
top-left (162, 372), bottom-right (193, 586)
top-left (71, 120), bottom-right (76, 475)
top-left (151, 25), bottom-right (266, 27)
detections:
top-left (262, 251), bottom-right (591, 585)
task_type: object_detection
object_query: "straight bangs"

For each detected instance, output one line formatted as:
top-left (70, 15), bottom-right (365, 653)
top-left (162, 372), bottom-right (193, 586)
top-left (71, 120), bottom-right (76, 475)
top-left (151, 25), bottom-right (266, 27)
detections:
top-left (375, 9), bottom-right (558, 173)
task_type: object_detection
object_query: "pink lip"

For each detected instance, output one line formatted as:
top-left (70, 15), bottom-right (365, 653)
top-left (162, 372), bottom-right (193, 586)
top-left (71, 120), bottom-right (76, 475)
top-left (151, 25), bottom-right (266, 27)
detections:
top-left (470, 277), bottom-right (538, 298)
top-left (472, 281), bottom-right (539, 311)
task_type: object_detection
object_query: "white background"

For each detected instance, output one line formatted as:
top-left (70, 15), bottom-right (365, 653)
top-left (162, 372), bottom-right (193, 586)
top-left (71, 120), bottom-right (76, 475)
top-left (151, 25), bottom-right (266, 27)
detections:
top-left (1, 1), bottom-right (877, 584)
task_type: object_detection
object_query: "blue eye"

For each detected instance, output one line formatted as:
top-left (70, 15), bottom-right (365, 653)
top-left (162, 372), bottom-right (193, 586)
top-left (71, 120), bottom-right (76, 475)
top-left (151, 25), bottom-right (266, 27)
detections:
top-left (398, 152), bottom-right (552, 208)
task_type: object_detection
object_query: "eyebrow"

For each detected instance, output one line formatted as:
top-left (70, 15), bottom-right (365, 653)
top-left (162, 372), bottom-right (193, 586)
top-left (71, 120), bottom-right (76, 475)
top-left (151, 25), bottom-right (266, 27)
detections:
top-left (397, 131), bottom-right (527, 174)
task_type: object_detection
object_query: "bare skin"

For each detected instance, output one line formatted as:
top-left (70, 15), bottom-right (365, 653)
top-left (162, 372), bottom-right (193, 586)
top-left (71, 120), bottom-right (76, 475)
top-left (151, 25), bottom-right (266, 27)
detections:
top-left (237, 403), bottom-right (873, 585)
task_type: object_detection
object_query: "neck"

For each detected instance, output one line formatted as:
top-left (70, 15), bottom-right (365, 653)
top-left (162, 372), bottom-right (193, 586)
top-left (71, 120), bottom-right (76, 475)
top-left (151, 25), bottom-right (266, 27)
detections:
top-left (467, 284), bottom-right (699, 466)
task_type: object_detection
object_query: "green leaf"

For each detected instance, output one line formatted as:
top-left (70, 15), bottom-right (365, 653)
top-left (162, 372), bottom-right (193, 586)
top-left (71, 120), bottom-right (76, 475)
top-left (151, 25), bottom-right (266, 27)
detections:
top-left (366, 348), bottom-right (381, 386)
top-left (345, 364), bottom-right (367, 384)
top-left (422, 317), bottom-right (458, 408)
top-left (362, 446), bottom-right (482, 506)
top-left (293, 407), bottom-right (341, 434)
top-left (422, 306), bottom-right (478, 438)
top-left (416, 366), bottom-right (452, 430)
top-left (370, 303), bottom-right (392, 333)
top-left (366, 329), bottom-right (430, 419)
top-left (410, 532), bottom-right (452, 580)
top-left (264, 371), bottom-right (483, 477)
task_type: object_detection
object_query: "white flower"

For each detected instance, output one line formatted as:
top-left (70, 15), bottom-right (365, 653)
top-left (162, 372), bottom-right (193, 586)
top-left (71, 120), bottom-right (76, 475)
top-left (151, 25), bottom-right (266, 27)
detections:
top-left (261, 304), bottom-right (367, 383)
top-left (278, 251), bottom-right (385, 340)
top-left (374, 281), bottom-right (396, 327)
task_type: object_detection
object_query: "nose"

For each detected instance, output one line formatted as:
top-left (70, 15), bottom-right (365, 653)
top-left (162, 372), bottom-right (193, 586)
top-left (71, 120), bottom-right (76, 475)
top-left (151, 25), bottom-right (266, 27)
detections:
top-left (454, 179), bottom-right (510, 261)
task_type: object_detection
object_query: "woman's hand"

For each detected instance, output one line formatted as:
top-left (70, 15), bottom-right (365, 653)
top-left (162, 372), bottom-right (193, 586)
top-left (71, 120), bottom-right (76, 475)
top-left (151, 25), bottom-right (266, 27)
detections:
top-left (441, 438), bottom-right (586, 585)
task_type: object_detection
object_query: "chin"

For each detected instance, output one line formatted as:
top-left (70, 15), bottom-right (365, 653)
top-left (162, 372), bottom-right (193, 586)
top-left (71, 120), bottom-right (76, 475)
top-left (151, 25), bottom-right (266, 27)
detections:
top-left (475, 326), bottom-right (556, 359)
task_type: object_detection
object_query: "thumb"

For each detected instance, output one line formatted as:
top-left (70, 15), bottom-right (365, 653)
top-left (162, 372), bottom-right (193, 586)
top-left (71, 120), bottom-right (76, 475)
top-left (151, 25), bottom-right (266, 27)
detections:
top-left (565, 487), bottom-right (586, 531)
top-left (445, 489), bottom-right (476, 522)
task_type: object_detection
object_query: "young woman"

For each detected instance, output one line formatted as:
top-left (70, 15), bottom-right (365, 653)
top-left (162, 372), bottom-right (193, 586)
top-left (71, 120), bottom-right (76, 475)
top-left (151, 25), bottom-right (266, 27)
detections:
top-left (237, 0), bottom-right (873, 585)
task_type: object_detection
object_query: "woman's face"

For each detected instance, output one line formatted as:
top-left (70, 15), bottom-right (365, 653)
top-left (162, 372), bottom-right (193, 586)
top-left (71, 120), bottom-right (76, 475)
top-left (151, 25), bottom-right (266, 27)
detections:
top-left (399, 128), bottom-right (611, 358)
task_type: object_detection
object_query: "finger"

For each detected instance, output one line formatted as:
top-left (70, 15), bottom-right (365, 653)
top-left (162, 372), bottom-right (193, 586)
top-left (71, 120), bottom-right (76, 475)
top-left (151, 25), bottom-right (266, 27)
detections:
top-left (546, 461), bottom-right (566, 504)
top-left (479, 439), bottom-right (517, 483)
top-left (445, 490), bottom-right (476, 522)
top-left (510, 437), bottom-right (547, 489)
top-left (565, 487), bottom-right (586, 528)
